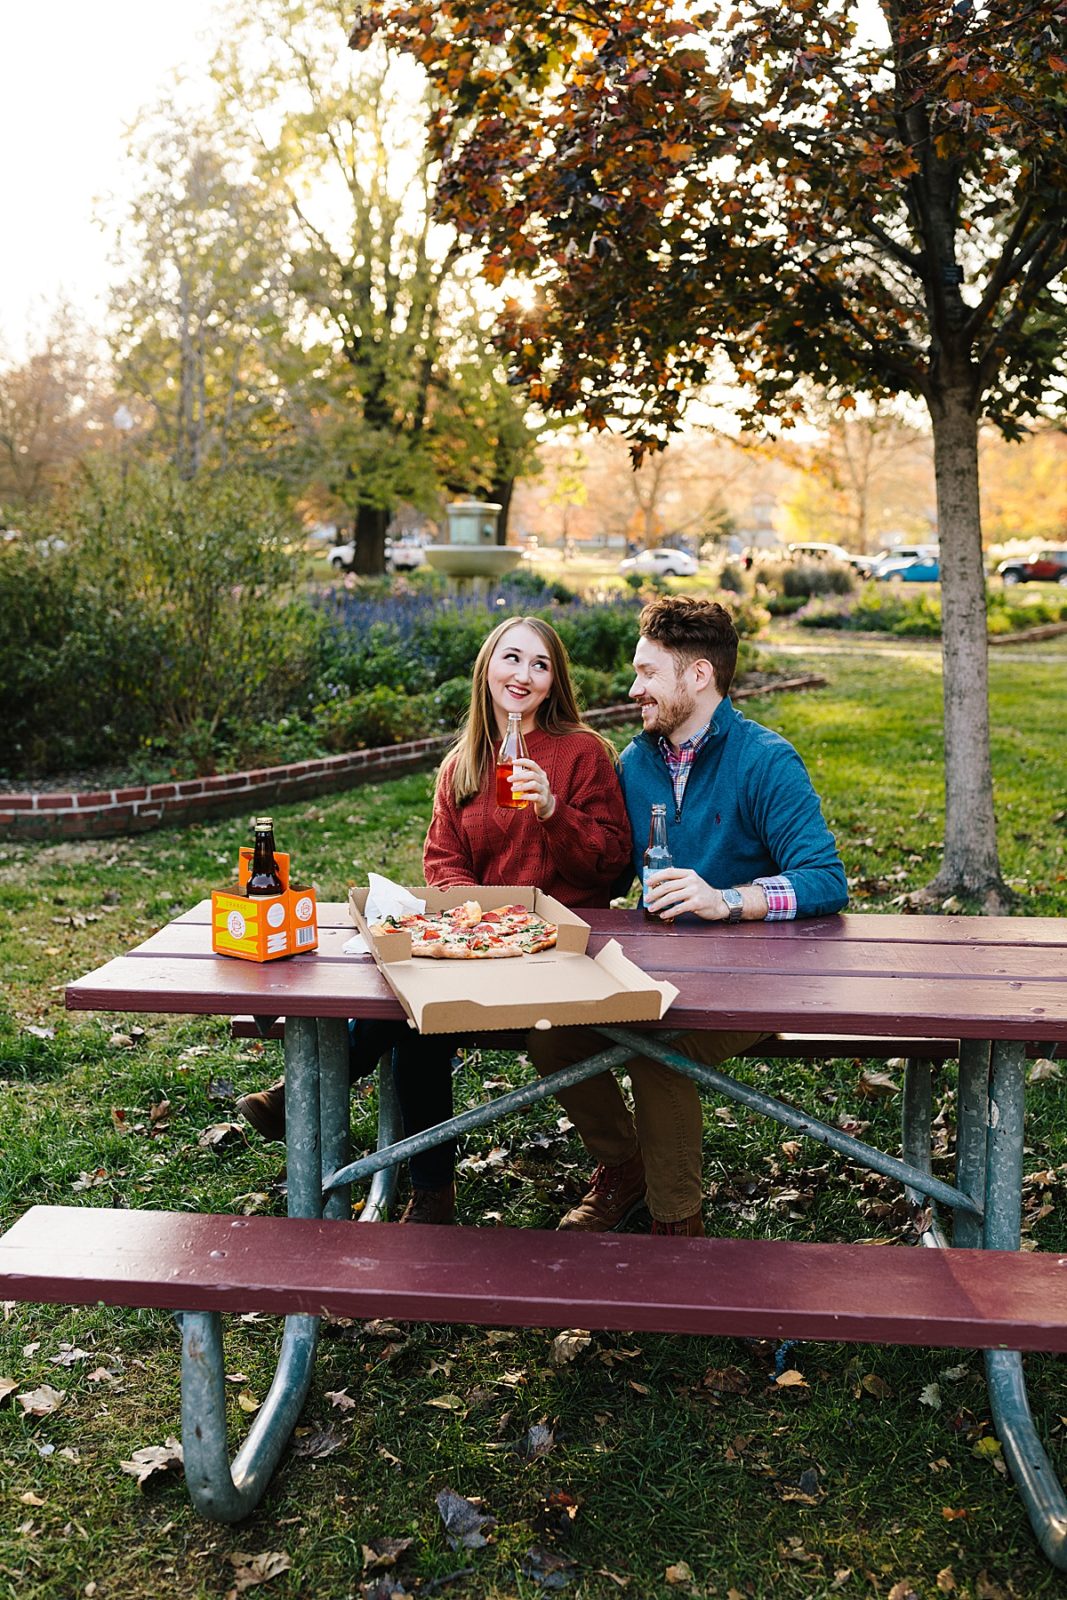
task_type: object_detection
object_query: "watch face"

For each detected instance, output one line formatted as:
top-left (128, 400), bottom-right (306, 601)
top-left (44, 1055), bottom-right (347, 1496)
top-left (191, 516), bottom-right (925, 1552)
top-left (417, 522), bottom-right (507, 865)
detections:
top-left (723, 888), bottom-right (743, 922)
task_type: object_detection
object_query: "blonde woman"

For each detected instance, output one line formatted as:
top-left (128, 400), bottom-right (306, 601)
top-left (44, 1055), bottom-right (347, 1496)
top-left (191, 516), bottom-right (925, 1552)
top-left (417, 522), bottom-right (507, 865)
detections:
top-left (240, 616), bottom-right (632, 1224)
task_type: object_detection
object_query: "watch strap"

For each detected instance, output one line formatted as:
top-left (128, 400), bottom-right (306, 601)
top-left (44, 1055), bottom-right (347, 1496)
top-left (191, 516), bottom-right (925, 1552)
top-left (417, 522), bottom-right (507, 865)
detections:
top-left (722, 887), bottom-right (744, 924)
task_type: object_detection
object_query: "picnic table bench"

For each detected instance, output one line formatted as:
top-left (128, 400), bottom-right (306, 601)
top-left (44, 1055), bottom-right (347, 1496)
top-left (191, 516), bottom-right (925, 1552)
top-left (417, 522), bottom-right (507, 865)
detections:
top-left (3, 902), bottom-right (1067, 1564)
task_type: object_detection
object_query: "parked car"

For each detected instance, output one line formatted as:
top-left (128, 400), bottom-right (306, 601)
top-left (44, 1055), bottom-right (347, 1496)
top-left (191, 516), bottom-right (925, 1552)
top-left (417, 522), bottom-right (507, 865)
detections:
top-left (618, 547), bottom-right (700, 578)
top-left (867, 544), bottom-right (939, 580)
top-left (325, 538), bottom-right (426, 573)
top-left (996, 548), bottom-right (1067, 586)
top-left (787, 541), bottom-right (851, 563)
top-left (875, 554), bottom-right (941, 582)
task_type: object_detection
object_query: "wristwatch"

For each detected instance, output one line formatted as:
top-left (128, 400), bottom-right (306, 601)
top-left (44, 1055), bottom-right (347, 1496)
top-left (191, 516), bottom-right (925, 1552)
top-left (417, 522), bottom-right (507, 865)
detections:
top-left (721, 887), bottom-right (744, 925)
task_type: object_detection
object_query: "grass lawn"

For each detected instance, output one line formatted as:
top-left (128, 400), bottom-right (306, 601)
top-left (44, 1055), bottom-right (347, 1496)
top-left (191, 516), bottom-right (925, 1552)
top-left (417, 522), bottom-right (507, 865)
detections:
top-left (2, 644), bottom-right (1066, 1600)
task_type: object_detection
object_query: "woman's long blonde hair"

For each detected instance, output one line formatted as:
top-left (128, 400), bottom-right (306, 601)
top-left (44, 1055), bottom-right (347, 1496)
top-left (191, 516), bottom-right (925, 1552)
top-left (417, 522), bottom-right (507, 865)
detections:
top-left (437, 615), bottom-right (616, 806)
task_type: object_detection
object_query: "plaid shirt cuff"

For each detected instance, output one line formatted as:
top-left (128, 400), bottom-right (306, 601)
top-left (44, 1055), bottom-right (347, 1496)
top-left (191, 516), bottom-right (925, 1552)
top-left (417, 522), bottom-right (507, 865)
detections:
top-left (753, 875), bottom-right (796, 921)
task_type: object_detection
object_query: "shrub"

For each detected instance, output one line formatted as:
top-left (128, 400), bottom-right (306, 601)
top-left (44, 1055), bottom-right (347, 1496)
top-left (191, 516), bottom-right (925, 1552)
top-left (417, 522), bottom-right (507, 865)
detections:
top-left (316, 686), bottom-right (433, 751)
top-left (570, 665), bottom-right (616, 711)
top-left (758, 557), bottom-right (857, 599)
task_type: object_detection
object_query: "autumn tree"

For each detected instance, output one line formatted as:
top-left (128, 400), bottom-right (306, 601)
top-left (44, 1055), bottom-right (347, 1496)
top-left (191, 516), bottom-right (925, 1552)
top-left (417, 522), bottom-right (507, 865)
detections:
top-left (111, 116), bottom-right (292, 479)
top-left (214, 0), bottom-right (537, 569)
top-left (0, 308), bottom-right (109, 513)
top-left (783, 406), bottom-right (935, 551)
top-left (353, 0), bottom-right (1067, 906)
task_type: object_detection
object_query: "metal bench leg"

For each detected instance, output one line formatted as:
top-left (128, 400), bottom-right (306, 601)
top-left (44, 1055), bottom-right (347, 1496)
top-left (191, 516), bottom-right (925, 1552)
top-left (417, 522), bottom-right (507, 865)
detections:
top-left (179, 1015), bottom-right (329, 1521)
top-left (901, 1055), bottom-right (949, 1248)
top-left (953, 1039), bottom-right (990, 1248)
top-left (983, 1039), bottom-right (1067, 1569)
top-left (361, 1051), bottom-right (402, 1222)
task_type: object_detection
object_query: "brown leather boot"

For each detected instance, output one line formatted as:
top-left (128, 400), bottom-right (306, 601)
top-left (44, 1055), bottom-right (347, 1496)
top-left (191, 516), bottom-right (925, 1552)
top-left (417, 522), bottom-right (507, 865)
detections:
top-left (398, 1183), bottom-right (457, 1225)
top-left (558, 1150), bottom-right (647, 1232)
top-left (650, 1211), bottom-right (705, 1237)
top-left (236, 1080), bottom-right (286, 1143)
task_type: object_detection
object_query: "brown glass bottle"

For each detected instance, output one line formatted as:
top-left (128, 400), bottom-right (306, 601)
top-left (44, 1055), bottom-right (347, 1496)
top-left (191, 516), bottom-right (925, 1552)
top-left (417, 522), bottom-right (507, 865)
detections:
top-left (247, 816), bottom-right (285, 896)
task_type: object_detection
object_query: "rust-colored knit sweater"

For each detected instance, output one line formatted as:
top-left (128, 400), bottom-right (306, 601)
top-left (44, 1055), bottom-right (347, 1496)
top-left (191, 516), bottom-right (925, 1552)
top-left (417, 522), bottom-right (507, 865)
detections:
top-left (423, 728), bottom-right (631, 909)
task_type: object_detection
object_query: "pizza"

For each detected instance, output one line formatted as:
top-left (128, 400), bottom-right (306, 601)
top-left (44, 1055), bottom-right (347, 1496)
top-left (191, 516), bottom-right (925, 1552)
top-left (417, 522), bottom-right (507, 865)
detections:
top-left (370, 900), bottom-right (558, 960)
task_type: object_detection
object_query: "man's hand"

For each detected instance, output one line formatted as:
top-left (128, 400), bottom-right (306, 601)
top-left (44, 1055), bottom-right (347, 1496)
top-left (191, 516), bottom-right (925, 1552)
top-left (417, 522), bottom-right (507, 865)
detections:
top-left (644, 870), bottom-right (768, 923)
top-left (644, 868), bottom-right (723, 921)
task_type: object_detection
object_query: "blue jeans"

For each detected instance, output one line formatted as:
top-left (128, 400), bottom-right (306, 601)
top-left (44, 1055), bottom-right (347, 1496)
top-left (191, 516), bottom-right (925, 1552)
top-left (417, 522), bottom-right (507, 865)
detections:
top-left (348, 1020), bottom-right (459, 1190)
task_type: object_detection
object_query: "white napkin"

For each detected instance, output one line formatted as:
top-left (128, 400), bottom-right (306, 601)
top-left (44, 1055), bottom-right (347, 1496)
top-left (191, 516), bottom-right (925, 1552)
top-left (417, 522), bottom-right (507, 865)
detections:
top-left (343, 873), bottom-right (427, 955)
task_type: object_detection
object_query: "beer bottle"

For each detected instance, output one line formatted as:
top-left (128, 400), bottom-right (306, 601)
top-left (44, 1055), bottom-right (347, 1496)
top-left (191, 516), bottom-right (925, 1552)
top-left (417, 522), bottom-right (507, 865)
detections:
top-left (247, 816), bottom-right (285, 897)
top-left (642, 803), bottom-right (673, 918)
top-left (496, 712), bottom-right (530, 809)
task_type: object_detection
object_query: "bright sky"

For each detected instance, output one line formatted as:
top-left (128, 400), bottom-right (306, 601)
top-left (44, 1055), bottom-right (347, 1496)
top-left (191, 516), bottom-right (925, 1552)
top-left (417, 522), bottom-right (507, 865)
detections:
top-left (0, 1), bottom-right (225, 356)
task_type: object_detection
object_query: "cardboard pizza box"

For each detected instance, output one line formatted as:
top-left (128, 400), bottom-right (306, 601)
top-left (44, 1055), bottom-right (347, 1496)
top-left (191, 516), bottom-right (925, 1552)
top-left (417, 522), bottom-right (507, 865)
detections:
top-left (348, 885), bottom-right (677, 1035)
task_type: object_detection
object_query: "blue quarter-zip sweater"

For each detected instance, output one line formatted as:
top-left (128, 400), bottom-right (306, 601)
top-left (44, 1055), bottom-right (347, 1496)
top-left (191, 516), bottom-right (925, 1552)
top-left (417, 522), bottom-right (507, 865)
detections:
top-left (619, 698), bottom-right (848, 919)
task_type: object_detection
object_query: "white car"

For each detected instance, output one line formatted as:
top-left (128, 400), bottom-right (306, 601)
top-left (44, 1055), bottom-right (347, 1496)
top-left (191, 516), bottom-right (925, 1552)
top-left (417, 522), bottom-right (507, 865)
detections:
top-left (618, 547), bottom-right (699, 579)
top-left (326, 539), bottom-right (426, 573)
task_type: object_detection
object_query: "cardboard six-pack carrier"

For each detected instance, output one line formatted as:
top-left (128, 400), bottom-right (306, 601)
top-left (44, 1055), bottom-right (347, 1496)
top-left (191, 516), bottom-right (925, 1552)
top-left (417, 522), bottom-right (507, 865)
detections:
top-left (211, 848), bottom-right (319, 962)
top-left (348, 885), bottom-right (677, 1034)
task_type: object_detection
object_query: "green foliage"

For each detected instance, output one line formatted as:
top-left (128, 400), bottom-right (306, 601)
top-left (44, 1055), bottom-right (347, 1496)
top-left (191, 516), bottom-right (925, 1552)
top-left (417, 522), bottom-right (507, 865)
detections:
top-left (316, 685), bottom-right (437, 751)
top-left (758, 558), bottom-right (857, 599)
top-left (3, 461), bottom-right (325, 777)
top-left (569, 664), bottom-right (615, 711)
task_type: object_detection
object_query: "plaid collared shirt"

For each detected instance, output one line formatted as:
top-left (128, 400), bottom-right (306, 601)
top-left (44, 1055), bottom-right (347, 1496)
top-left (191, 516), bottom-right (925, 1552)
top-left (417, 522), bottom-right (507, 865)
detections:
top-left (659, 726), bottom-right (797, 921)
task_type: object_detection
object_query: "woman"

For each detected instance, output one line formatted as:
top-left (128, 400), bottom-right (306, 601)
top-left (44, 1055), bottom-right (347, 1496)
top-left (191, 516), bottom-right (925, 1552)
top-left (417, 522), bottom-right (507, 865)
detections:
top-left (238, 615), bottom-right (631, 1224)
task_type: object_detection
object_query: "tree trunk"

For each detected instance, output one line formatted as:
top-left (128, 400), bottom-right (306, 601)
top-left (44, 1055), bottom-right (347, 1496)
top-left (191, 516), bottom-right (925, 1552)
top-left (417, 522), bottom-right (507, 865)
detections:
top-left (924, 386), bottom-right (1010, 910)
top-left (489, 475), bottom-right (514, 542)
top-left (353, 501), bottom-right (389, 574)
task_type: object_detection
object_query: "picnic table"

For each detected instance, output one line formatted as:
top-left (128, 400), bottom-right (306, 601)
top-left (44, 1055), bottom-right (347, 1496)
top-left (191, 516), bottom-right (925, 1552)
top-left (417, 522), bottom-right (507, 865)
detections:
top-left (4, 901), bottom-right (1067, 1564)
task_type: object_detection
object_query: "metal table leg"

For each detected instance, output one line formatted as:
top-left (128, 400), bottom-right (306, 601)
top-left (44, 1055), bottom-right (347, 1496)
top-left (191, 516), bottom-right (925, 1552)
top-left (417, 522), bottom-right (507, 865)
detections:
top-left (982, 1039), bottom-right (1067, 1568)
top-left (901, 1054), bottom-right (949, 1249)
top-left (180, 1014), bottom-right (329, 1521)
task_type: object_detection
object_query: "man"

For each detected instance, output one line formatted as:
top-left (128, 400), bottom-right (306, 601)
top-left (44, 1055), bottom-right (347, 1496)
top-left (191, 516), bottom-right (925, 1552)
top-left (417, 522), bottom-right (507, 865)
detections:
top-left (530, 595), bottom-right (848, 1237)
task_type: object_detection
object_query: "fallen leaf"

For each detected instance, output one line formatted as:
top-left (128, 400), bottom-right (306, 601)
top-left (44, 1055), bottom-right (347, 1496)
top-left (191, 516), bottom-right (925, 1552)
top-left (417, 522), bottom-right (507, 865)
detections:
top-left (942, 1507), bottom-right (968, 1522)
top-left (435, 1486), bottom-right (495, 1550)
top-left (702, 1365), bottom-right (749, 1395)
top-left (830, 1570), bottom-right (852, 1591)
top-left (780, 1139), bottom-right (802, 1159)
top-left (359, 1580), bottom-right (409, 1600)
top-left (597, 1570), bottom-right (631, 1589)
top-left (24, 1024), bottom-right (56, 1039)
top-left (665, 1561), bottom-right (694, 1584)
top-left (49, 1346), bottom-right (92, 1368)
top-left (550, 1330), bottom-right (591, 1366)
top-left (887, 1584), bottom-right (919, 1600)
top-left (534, 1489), bottom-right (580, 1538)
top-left (919, 1382), bottom-right (942, 1410)
top-left (0, 1377), bottom-right (18, 1402)
top-left (520, 1422), bottom-right (556, 1460)
top-left (150, 1098), bottom-right (171, 1123)
top-left (861, 1373), bottom-right (892, 1400)
top-left (1028, 1058), bottom-right (1062, 1083)
top-left (71, 1169), bottom-right (109, 1190)
top-left (291, 1426), bottom-right (346, 1459)
top-left (227, 1550), bottom-right (292, 1591)
top-left (974, 1575), bottom-right (1007, 1600)
top-left (973, 1435), bottom-right (1002, 1459)
top-left (936, 1567), bottom-right (957, 1593)
top-left (19, 1491), bottom-right (46, 1506)
top-left (361, 1536), bottom-right (414, 1572)
top-left (119, 1436), bottom-right (183, 1488)
top-left (198, 1121), bottom-right (245, 1149)
top-left (775, 1369), bottom-right (808, 1388)
top-left (236, 1389), bottom-right (261, 1413)
top-left (424, 1394), bottom-right (465, 1412)
top-left (17, 1384), bottom-right (65, 1417)
top-left (628, 1380), bottom-right (651, 1396)
top-left (778, 1466), bottom-right (823, 1505)
top-left (325, 1389), bottom-right (357, 1412)
top-left (519, 1544), bottom-right (576, 1589)
top-left (857, 1070), bottom-right (899, 1098)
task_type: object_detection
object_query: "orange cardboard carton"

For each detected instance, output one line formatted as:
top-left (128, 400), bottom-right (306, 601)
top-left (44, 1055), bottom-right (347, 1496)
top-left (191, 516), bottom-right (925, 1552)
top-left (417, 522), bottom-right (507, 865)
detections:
top-left (212, 848), bottom-right (318, 962)
top-left (348, 884), bottom-right (676, 1034)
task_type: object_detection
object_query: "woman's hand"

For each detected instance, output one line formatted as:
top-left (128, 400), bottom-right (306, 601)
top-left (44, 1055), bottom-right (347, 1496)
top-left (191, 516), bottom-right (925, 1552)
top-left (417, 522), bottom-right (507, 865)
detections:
top-left (510, 757), bottom-right (556, 820)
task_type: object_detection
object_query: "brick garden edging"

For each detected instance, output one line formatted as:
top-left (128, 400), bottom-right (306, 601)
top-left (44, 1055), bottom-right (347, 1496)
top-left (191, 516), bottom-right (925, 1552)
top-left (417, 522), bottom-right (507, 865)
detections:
top-left (0, 677), bottom-right (825, 843)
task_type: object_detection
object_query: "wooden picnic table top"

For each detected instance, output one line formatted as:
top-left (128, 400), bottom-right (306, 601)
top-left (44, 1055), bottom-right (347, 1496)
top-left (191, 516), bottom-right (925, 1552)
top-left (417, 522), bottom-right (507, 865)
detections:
top-left (65, 901), bottom-right (1067, 1043)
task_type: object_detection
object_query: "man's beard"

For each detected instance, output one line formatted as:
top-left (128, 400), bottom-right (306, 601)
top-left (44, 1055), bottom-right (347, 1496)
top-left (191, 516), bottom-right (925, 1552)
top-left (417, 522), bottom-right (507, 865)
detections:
top-left (640, 681), bottom-right (697, 740)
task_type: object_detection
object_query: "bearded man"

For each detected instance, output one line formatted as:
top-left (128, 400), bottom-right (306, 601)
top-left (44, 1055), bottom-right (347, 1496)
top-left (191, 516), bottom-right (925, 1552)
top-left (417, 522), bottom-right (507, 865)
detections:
top-left (531, 595), bottom-right (848, 1237)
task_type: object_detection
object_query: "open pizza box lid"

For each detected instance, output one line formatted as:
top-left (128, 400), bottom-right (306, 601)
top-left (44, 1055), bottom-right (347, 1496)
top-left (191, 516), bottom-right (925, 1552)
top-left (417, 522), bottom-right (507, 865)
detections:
top-left (348, 885), bottom-right (678, 1035)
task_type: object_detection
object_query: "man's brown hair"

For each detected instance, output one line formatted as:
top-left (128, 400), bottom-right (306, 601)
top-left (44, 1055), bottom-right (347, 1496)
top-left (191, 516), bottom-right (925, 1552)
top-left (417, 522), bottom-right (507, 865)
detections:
top-left (638, 595), bottom-right (739, 696)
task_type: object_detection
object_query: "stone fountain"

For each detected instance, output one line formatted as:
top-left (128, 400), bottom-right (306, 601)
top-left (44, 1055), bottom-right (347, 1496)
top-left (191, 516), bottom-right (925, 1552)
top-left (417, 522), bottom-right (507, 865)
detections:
top-left (423, 500), bottom-right (522, 590)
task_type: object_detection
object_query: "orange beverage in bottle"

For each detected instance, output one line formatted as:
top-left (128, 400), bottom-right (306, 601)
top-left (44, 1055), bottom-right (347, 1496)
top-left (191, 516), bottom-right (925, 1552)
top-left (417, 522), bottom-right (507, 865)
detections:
top-left (496, 714), bottom-right (529, 809)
